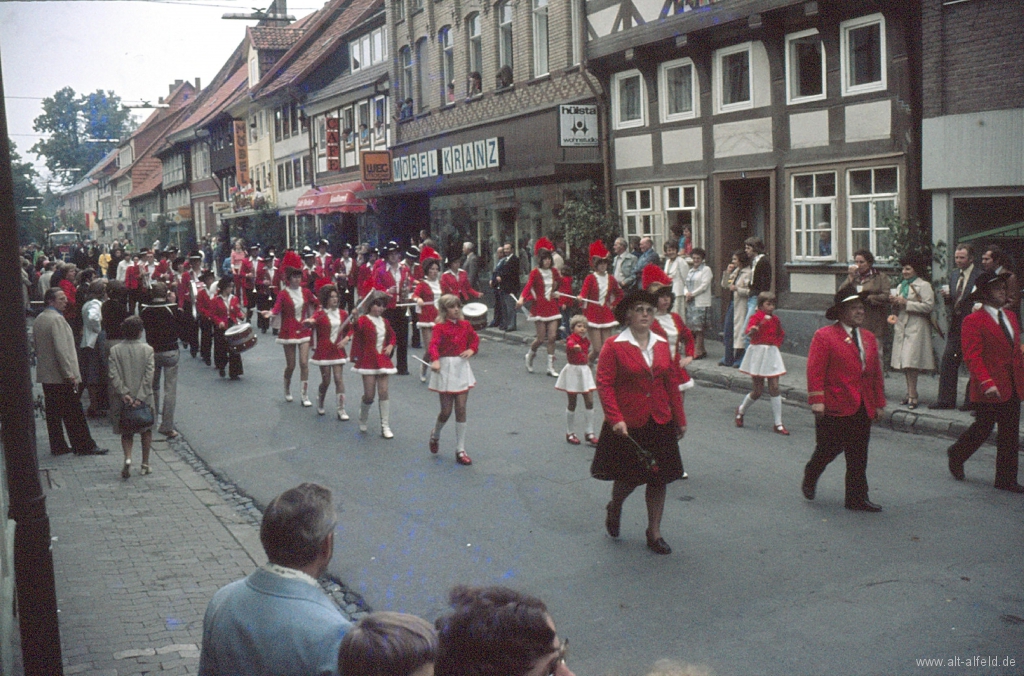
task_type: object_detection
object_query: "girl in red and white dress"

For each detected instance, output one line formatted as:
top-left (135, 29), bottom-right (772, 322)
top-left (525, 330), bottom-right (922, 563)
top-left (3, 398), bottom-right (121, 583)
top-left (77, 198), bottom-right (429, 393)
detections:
top-left (412, 254), bottom-right (443, 382)
top-left (427, 294), bottom-right (479, 466)
top-left (304, 284), bottom-right (351, 421)
top-left (516, 238), bottom-right (562, 377)
top-left (555, 315), bottom-right (598, 446)
top-left (356, 247), bottom-right (379, 303)
top-left (261, 253), bottom-right (319, 406)
top-left (579, 240), bottom-right (623, 362)
top-left (350, 295), bottom-right (397, 438)
top-left (440, 252), bottom-right (482, 304)
top-left (736, 292), bottom-right (789, 435)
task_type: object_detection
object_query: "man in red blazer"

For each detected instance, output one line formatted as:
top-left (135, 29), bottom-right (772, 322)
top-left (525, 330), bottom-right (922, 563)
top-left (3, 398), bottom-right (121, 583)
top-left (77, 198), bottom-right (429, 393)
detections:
top-left (803, 288), bottom-right (887, 511)
top-left (947, 272), bottom-right (1024, 493)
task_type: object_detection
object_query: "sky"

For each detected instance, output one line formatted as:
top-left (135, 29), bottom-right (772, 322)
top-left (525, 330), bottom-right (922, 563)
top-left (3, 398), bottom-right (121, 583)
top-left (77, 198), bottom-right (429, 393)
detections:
top-left (0, 0), bottom-right (320, 184)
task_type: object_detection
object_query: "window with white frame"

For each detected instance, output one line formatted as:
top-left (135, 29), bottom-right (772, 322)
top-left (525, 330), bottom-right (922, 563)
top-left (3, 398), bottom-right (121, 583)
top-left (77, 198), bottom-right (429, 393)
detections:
top-left (118, 146), bottom-right (132, 169)
top-left (533, 0), bottom-right (549, 77)
top-left (791, 172), bottom-right (836, 261)
top-left (785, 29), bottom-right (825, 104)
top-left (373, 97), bottom-right (387, 139)
top-left (612, 70), bottom-right (645, 129)
top-left (622, 188), bottom-right (654, 237)
top-left (840, 14), bottom-right (886, 96)
top-left (358, 101), bottom-right (371, 142)
top-left (467, 14), bottom-right (483, 81)
top-left (191, 142), bottom-right (211, 180)
top-left (248, 57), bottom-right (259, 86)
top-left (665, 185), bottom-right (697, 211)
top-left (498, 2), bottom-right (514, 72)
top-left (163, 153), bottom-right (186, 188)
top-left (659, 58), bottom-right (696, 122)
top-left (848, 167), bottom-right (898, 260)
top-left (440, 27), bottom-right (455, 104)
top-left (415, 38), bottom-right (427, 110)
top-left (302, 155), bottom-right (312, 185)
top-left (351, 26), bottom-right (388, 72)
top-left (394, 0), bottom-right (404, 22)
top-left (716, 43), bottom-right (752, 112)
top-left (292, 158), bottom-right (302, 188)
top-left (400, 47), bottom-right (413, 102)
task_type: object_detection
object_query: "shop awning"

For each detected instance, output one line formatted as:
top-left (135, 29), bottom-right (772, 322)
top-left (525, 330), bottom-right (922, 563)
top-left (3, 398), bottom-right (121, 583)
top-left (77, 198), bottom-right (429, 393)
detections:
top-left (296, 181), bottom-right (370, 215)
top-left (958, 222), bottom-right (1024, 242)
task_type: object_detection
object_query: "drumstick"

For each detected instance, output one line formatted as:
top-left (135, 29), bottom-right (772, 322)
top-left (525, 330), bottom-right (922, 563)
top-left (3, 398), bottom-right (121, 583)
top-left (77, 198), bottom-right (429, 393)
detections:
top-left (555, 291), bottom-right (599, 306)
top-left (411, 354), bottom-right (431, 367)
top-left (394, 302), bottom-right (418, 308)
top-left (337, 292), bottom-right (375, 333)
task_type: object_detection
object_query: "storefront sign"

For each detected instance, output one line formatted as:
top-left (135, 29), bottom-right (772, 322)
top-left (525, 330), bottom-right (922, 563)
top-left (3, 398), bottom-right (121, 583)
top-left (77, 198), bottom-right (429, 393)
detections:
top-left (326, 117), bottom-right (341, 171)
top-left (361, 150), bottom-right (393, 183)
top-left (233, 121), bottom-right (249, 186)
top-left (559, 105), bottom-right (599, 147)
top-left (391, 137), bottom-right (502, 183)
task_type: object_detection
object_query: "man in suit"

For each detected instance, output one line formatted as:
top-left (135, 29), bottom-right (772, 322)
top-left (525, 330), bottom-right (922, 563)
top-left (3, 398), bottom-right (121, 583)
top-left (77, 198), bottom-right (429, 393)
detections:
top-left (463, 241), bottom-right (480, 292)
top-left (803, 288), bottom-right (886, 512)
top-left (634, 236), bottom-right (659, 279)
top-left (199, 483), bottom-right (353, 675)
top-left (981, 244), bottom-right (1020, 314)
top-left (488, 245), bottom-right (508, 328)
top-left (497, 243), bottom-right (520, 331)
top-left (947, 273), bottom-right (1024, 493)
top-left (612, 237), bottom-right (638, 290)
top-left (33, 288), bottom-right (108, 457)
top-left (930, 244), bottom-right (981, 410)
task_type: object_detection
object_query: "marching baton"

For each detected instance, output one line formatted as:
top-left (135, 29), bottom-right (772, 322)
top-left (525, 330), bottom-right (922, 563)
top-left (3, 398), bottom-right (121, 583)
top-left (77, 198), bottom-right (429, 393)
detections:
top-left (555, 291), bottom-right (599, 306)
top-left (622, 432), bottom-right (660, 473)
top-left (411, 354), bottom-right (431, 367)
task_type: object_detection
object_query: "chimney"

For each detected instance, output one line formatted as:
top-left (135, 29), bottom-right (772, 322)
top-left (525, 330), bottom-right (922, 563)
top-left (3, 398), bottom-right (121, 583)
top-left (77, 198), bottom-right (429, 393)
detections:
top-left (195, 78), bottom-right (201, 92)
top-left (170, 79), bottom-right (183, 94)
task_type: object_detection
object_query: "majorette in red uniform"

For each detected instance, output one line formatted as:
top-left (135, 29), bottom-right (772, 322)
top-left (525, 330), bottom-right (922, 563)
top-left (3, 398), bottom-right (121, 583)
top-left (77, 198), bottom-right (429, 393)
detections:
top-left (309, 307), bottom-right (349, 366)
top-left (269, 253), bottom-right (318, 345)
top-left (412, 248), bottom-right (444, 381)
top-left (350, 298), bottom-right (397, 438)
top-left (440, 258), bottom-right (481, 304)
top-left (579, 241), bottom-right (622, 329)
top-left (643, 266), bottom-right (695, 393)
top-left (555, 318), bottom-right (598, 446)
top-left (209, 280), bottom-right (245, 379)
top-left (426, 297), bottom-right (480, 466)
top-left (519, 238), bottom-right (562, 323)
top-left (314, 239), bottom-right (334, 280)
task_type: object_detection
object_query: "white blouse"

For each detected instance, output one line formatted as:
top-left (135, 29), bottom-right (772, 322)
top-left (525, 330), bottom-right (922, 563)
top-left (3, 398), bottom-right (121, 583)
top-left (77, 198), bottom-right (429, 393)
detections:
top-left (287, 287), bottom-right (304, 317)
top-left (595, 272), bottom-right (609, 305)
top-left (654, 313), bottom-right (678, 359)
top-left (327, 308), bottom-right (342, 344)
top-left (368, 315), bottom-right (387, 353)
top-left (540, 269), bottom-right (554, 300)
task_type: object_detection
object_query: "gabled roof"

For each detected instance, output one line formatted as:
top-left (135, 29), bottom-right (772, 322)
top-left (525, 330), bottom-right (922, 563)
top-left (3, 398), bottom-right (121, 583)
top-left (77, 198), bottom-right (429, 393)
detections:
top-left (248, 23), bottom-right (308, 51)
top-left (167, 67), bottom-right (249, 140)
top-left (125, 158), bottom-right (164, 202)
top-left (251, 0), bottom-right (384, 101)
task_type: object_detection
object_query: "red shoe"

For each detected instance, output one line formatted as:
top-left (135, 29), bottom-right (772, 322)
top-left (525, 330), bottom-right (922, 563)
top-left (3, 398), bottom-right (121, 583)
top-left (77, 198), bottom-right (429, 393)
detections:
top-left (584, 433), bottom-right (599, 447)
top-left (455, 450), bottom-right (472, 466)
top-left (566, 433), bottom-right (581, 445)
top-left (429, 436), bottom-right (439, 454)
top-left (773, 424), bottom-right (790, 436)
top-left (735, 407), bottom-right (744, 428)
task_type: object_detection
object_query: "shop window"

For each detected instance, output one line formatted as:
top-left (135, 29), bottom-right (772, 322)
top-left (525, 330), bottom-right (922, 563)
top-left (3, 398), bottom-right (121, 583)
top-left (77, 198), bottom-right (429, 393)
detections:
top-left (786, 29), bottom-right (825, 104)
top-left (440, 27), bottom-right (455, 105)
top-left (659, 58), bottom-right (697, 122)
top-left (612, 70), bottom-right (645, 129)
top-left (848, 167), bottom-right (898, 260)
top-left (623, 188), bottom-right (654, 236)
top-left (498, 1), bottom-right (514, 74)
top-left (841, 13), bottom-right (886, 96)
top-left (533, 0), bottom-right (549, 77)
top-left (791, 172), bottom-right (836, 261)
top-left (716, 42), bottom-right (752, 113)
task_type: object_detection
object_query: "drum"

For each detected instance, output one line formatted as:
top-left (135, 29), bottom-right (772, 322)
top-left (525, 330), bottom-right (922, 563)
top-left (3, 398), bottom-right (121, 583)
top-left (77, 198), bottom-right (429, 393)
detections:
top-left (463, 302), bottom-right (488, 330)
top-left (224, 322), bottom-right (257, 353)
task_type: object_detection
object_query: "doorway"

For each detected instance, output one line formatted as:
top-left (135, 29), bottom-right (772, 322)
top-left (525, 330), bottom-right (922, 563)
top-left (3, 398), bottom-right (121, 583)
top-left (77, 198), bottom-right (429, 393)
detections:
top-left (715, 173), bottom-right (774, 298)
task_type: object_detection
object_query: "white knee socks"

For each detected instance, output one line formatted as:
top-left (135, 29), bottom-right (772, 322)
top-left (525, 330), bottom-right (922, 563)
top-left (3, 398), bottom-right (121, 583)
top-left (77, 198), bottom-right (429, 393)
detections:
top-left (583, 408), bottom-right (594, 435)
top-left (771, 395), bottom-right (783, 426)
top-left (738, 393), bottom-right (755, 414)
top-left (455, 422), bottom-right (467, 451)
top-left (566, 409), bottom-right (576, 435)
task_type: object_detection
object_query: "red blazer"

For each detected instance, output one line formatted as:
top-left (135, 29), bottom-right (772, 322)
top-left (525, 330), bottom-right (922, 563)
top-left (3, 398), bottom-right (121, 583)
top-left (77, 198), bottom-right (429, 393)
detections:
top-left (961, 307), bottom-right (1024, 403)
top-left (441, 269), bottom-right (481, 302)
top-left (314, 254), bottom-right (333, 279)
top-left (373, 263), bottom-right (413, 308)
top-left (807, 323), bottom-right (886, 417)
top-left (597, 331), bottom-right (685, 429)
top-left (196, 286), bottom-right (213, 319)
top-left (746, 310), bottom-right (784, 347)
top-left (427, 319), bottom-right (479, 361)
top-left (209, 294), bottom-right (244, 329)
top-left (125, 264), bottom-right (140, 290)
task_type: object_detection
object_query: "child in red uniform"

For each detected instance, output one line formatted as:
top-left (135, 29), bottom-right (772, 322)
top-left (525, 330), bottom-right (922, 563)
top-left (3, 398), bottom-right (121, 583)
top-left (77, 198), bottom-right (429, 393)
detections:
top-left (304, 284), bottom-right (351, 420)
top-left (736, 292), bottom-right (789, 434)
top-left (412, 256), bottom-right (443, 382)
top-left (516, 239), bottom-right (562, 377)
top-left (555, 316), bottom-right (598, 446)
top-left (579, 240), bottom-right (622, 362)
top-left (427, 294), bottom-right (479, 465)
top-left (350, 295), bottom-right (397, 438)
top-left (261, 257), bottom-right (319, 406)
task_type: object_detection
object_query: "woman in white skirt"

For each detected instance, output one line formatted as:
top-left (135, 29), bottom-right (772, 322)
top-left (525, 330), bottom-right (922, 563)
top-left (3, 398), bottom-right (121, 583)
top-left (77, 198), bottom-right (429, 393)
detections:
top-left (735, 292), bottom-right (789, 435)
top-left (412, 255), bottom-right (443, 382)
top-left (555, 315), bottom-right (598, 446)
top-left (304, 284), bottom-right (351, 420)
top-left (427, 294), bottom-right (479, 466)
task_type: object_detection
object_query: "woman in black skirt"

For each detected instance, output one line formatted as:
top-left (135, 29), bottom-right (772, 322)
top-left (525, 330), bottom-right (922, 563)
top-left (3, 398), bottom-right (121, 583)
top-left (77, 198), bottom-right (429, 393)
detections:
top-left (592, 288), bottom-right (687, 554)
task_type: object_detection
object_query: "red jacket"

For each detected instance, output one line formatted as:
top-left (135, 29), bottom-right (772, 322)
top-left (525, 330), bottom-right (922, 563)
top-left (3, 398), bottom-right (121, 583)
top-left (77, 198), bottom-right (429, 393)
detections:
top-left (807, 323), bottom-right (886, 417)
top-left (374, 262), bottom-right (413, 308)
top-left (745, 310), bottom-right (784, 347)
top-left (597, 330), bottom-right (685, 429)
top-left (209, 294), bottom-right (244, 329)
top-left (427, 319), bottom-right (479, 361)
top-left (565, 333), bottom-right (590, 365)
top-left (441, 269), bottom-right (481, 303)
top-left (961, 307), bottom-right (1024, 404)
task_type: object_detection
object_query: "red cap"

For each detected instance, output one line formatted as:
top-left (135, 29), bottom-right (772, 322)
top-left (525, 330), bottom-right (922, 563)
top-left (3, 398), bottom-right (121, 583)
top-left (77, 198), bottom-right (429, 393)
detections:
top-left (588, 240), bottom-right (609, 261)
top-left (642, 265), bottom-right (673, 291)
top-left (534, 237), bottom-right (555, 256)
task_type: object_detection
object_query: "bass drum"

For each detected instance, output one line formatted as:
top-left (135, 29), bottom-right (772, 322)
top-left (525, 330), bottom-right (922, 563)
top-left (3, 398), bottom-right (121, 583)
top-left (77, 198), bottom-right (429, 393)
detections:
top-left (462, 302), bottom-right (488, 330)
top-left (224, 322), bottom-right (258, 353)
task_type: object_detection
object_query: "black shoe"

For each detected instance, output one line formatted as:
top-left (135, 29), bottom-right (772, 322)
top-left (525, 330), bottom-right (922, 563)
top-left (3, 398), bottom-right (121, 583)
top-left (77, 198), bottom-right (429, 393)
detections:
top-left (845, 500), bottom-right (883, 512)
top-left (645, 530), bottom-right (672, 555)
top-left (947, 447), bottom-right (965, 481)
top-left (605, 502), bottom-right (621, 538)
top-left (51, 448), bottom-right (72, 457)
top-left (928, 402), bottom-right (955, 410)
top-left (957, 404), bottom-right (973, 412)
top-left (994, 483), bottom-right (1024, 494)
top-left (801, 477), bottom-right (816, 501)
top-left (219, 369), bottom-right (226, 378)
top-left (75, 447), bottom-right (109, 456)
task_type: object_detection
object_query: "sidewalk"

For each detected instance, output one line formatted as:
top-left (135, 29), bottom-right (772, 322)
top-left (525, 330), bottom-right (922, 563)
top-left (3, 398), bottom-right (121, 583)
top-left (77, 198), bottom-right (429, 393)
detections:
top-left (478, 324), bottom-right (1023, 446)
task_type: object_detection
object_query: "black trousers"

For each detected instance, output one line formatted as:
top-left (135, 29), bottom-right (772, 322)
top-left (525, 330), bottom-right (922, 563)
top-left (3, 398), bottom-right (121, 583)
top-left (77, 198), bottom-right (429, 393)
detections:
top-left (199, 317), bottom-right (214, 364)
top-left (182, 302), bottom-right (199, 356)
top-left (256, 287), bottom-right (273, 332)
top-left (935, 328), bottom-right (964, 406)
top-left (949, 396), bottom-right (1021, 487)
top-left (42, 383), bottom-right (97, 454)
top-left (213, 328), bottom-right (243, 378)
top-left (383, 307), bottom-right (409, 374)
top-left (490, 292), bottom-right (504, 327)
top-left (805, 404), bottom-right (872, 503)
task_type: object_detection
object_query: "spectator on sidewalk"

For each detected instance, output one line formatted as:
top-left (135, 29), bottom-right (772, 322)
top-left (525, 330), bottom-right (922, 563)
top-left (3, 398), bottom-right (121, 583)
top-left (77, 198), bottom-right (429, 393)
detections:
top-left (435, 585), bottom-right (575, 676)
top-left (199, 482), bottom-right (352, 676)
top-left (839, 249), bottom-right (892, 346)
top-left (339, 612), bottom-right (436, 676)
top-left (683, 248), bottom-right (713, 359)
top-left (612, 237), bottom-right (638, 291)
top-left (635, 237), bottom-right (659, 279)
top-left (497, 243), bottom-right (520, 331)
top-left (140, 282), bottom-right (182, 439)
top-left (34, 287), bottom-right (109, 457)
top-left (462, 241), bottom-right (480, 292)
top-left (930, 244), bottom-right (981, 410)
top-left (981, 244), bottom-right (1020, 314)
top-left (109, 315), bottom-right (155, 479)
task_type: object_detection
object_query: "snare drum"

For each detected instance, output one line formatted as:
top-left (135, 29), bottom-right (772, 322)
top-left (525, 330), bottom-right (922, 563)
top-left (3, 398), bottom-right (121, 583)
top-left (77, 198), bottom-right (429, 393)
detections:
top-left (224, 322), bottom-right (258, 353)
top-left (462, 302), bottom-right (488, 330)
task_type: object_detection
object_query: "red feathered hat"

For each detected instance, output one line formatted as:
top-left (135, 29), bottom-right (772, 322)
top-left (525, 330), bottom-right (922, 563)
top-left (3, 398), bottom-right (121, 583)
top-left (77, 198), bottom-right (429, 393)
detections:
top-left (534, 237), bottom-right (555, 256)
top-left (588, 240), bottom-right (610, 261)
top-left (420, 246), bottom-right (440, 264)
top-left (314, 277), bottom-right (333, 292)
top-left (281, 250), bottom-right (303, 275)
top-left (642, 265), bottom-right (673, 292)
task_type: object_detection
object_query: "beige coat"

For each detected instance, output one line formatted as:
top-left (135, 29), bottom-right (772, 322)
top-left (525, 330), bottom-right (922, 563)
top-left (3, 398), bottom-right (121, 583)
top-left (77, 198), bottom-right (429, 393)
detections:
top-left (109, 339), bottom-right (155, 434)
top-left (33, 307), bottom-right (81, 384)
top-left (891, 278), bottom-right (936, 371)
top-left (729, 267), bottom-right (752, 349)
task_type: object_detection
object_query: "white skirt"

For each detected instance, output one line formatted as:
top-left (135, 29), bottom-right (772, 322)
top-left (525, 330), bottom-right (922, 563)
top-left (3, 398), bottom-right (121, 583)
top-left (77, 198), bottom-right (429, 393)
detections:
top-left (739, 344), bottom-right (786, 378)
top-left (555, 363), bottom-right (596, 393)
top-left (309, 357), bottom-right (347, 366)
top-left (428, 356), bottom-right (476, 394)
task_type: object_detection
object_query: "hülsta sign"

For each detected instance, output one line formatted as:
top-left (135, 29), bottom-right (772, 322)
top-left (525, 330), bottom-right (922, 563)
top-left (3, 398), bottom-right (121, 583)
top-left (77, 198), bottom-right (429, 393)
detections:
top-left (361, 150), bottom-right (393, 183)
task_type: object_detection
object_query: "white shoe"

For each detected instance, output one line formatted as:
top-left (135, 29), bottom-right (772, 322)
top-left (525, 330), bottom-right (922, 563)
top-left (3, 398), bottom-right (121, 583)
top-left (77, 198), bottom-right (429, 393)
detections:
top-left (420, 362), bottom-right (428, 383)
top-left (300, 382), bottom-right (312, 407)
top-left (380, 400), bottom-right (394, 439)
top-left (525, 350), bottom-right (536, 373)
top-left (546, 355), bottom-right (558, 377)
top-left (338, 408), bottom-right (349, 421)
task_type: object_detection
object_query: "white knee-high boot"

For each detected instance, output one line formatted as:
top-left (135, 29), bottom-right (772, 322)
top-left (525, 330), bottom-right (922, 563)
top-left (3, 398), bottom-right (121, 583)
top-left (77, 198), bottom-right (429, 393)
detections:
top-left (300, 381), bottom-right (312, 407)
top-left (546, 354), bottom-right (558, 377)
top-left (337, 393), bottom-right (349, 421)
top-left (379, 400), bottom-right (393, 439)
top-left (359, 399), bottom-right (372, 432)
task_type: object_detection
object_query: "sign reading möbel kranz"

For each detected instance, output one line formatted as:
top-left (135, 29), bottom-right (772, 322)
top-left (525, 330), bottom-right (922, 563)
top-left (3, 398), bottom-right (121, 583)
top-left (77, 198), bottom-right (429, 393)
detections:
top-left (361, 150), bottom-right (393, 183)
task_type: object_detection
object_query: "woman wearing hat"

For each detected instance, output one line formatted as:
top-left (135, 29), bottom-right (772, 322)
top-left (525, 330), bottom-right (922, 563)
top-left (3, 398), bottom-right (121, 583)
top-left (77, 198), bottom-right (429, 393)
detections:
top-left (579, 240), bottom-right (622, 362)
top-left (209, 276), bottom-right (245, 380)
top-left (261, 251), bottom-right (319, 405)
top-left (440, 248), bottom-right (481, 304)
top-left (516, 238), bottom-right (563, 377)
top-left (889, 252), bottom-right (935, 409)
top-left (413, 250), bottom-right (444, 382)
top-left (592, 287), bottom-right (686, 554)
top-left (304, 283), bottom-right (351, 420)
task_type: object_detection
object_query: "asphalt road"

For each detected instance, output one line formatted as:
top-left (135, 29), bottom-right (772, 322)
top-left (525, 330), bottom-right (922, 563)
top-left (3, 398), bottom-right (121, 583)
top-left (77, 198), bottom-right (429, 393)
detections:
top-left (174, 331), bottom-right (1024, 676)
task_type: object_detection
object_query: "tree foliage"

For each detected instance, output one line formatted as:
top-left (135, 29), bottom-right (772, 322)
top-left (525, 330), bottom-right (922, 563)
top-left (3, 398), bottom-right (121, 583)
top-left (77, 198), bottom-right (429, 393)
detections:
top-left (883, 212), bottom-right (946, 282)
top-left (31, 87), bottom-right (136, 186)
top-left (8, 140), bottom-right (49, 244)
top-left (556, 187), bottom-right (619, 283)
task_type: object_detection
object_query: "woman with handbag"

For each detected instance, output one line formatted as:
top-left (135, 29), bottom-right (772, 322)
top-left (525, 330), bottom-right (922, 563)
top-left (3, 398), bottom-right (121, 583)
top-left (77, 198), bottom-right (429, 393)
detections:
top-left (109, 315), bottom-right (155, 479)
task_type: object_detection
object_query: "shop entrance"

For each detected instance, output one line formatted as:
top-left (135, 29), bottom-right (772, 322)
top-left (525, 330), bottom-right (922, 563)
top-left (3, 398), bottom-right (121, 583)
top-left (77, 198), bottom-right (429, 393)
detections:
top-left (715, 172), bottom-right (775, 297)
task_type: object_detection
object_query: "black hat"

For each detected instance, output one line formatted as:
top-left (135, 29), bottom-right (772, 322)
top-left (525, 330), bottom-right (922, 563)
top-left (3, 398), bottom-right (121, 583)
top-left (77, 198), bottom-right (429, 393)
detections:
top-left (405, 246), bottom-right (421, 259)
top-left (383, 240), bottom-right (401, 253)
top-left (249, 243), bottom-right (261, 251)
top-left (968, 271), bottom-right (1006, 303)
top-left (199, 268), bottom-right (215, 280)
top-left (338, 242), bottom-right (352, 251)
top-left (825, 287), bottom-right (869, 321)
top-left (614, 288), bottom-right (660, 326)
top-left (188, 252), bottom-right (203, 261)
top-left (318, 238), bottom-right (330, 248)
top-left (301, 246), bottom-right (315, 259)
